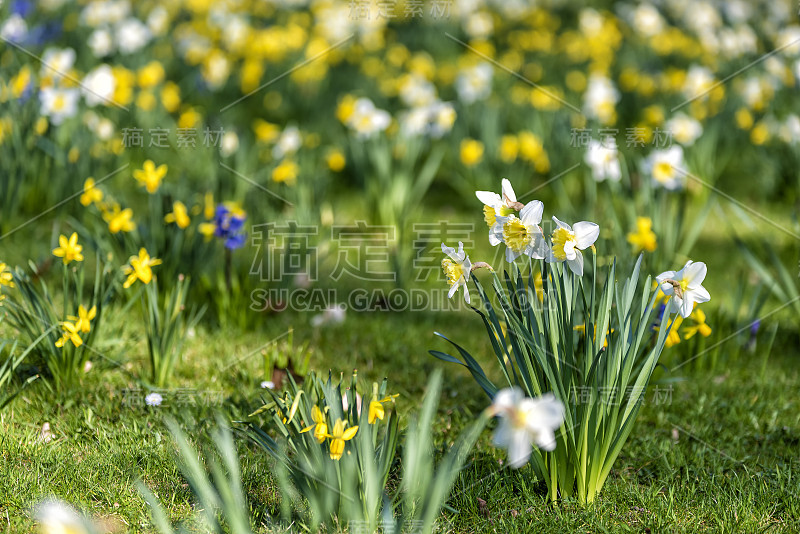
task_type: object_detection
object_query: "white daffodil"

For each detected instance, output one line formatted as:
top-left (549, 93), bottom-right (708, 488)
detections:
top-left (655, 260), bottom-right (711, 318)
top-left (490, 388), bottom-right (565, 468)
top-left (39, 87), bottom-right (79, 125)
top-left (347, 97), bottom-right (391, 139)
top-left (476, 178), bottom-right (524, 243)
top-left (546, 217), bottom-right (599, 276)
top-left (666, 113), bottom-right (703, 146)
top-left (493, 201), bottom-right (549, 262)
top-left (41, 47), bottom-right (76, 81)
top-left (584, 139), bottom-right (622, 182)
top-left (441, 241), bottom-right (472, 303)
top-left (34, 499), bottom-right (95, 534)
top-left (643, 146), bottom-right (685, 191)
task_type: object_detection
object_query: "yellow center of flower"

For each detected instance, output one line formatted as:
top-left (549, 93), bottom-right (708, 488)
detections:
top-left (679, 279), bottom-right (689, 291)
top-left (482, 205), bottom-right (514, 228)
top-left (502, 218), bottom-right (531, 253)
top-left (441, 259), bottom-right (463, 286)
top-left (551, 228), bottom-right (575, 261)
top-left (653, 161), bottom-right (674, 183)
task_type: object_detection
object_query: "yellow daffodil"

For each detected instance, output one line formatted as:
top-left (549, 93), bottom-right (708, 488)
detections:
top-left (658, 315), bottom-right (683, 348)
top-left (272, 160), bottom-right (298, 185)
top-left (133, 160), bottom-right (168, 194)
top-left (55, 321), bottom-right (83, 348)
top-left (368, 394), bottom-right (399, 424)
top-left (300, 405), bottom-right (328, 443)
top-left (684, 308), bottom-right (712, 339)
top-left (80, 178), bottom-right (103, 206)
top-left (122, 248), bottom-right (162, 289)
top-left (326, 419), bottom-right (358, 460)
top-left (52, 232), bottom-right (84, 265)
top-left (69, 305), bottom-right (96, 334)
top-left (0, 262), bottom-right (14, 288)
top-left (204, 192), bottom-right (215, 219)
top-left (326, 149), bottom-right (346, 172)
top-left (627, 217), bottom-right (657, 253)
top-left (164, 201), bottom-right (190, 229)
top-left (103, 204), bottom-right (137, 234)
top-left (460, 138), bottom-right (484, 167)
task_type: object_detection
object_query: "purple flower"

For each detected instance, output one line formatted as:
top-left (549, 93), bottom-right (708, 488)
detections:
top-left (11, 0), bottom-right (34, 17)
top-left (211, 203), bottom-right (247, 250)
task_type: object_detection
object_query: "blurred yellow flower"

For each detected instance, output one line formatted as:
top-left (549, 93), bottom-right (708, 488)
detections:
top-left (164, 201), bottom-right (190, 229)
top-left (122, 248), bottom-right (162, 289)
top-left (336, 94), bottom-right (357, 124)
top-left (735, 108), bottom-right (753, 130)
top-left (67, 147), bottom-right (80, 163)
top-left (627, 217), bottom-right (657, 253)
top-left (133, 160), bottom-right (167, 194)
top-left (326, 419), bottom-right (358, 460)
top-left (136, 91), bottom-right (157, 111)
top-left (499, 135), bottom-right (519, 163)
top-left (35, 117), bottom-right (49, 135)
top-left (0, 262), bottom-right (14, 288)
top-left (204, 192), bottom-right (215, 219)
top-left (161, 82), bottom-right (181, 113)
top-left (178, 108), bottom-right (201, 129)
top-left (368, 394), bottom-right (398, 424)
top-left (326, 149), bottom-right (346, 172)
top-left (52, 232), bottom-right (84, 265)
top-left (80, 178), bottom-right (103, 206)
top-left (253, 119), bottom-right (279, 143)
top-left (272, 160), bottom-right (298, 185)
top-left (104, 204), bottom-right (136, 234)
top-left (137, 61), bottom-right (165, 89)
top-left (460, 138), bottom-right (484, 167)
top-left (684, 308), bottom-right (712, 339)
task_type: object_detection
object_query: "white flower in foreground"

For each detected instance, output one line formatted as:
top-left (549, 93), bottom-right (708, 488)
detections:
top-left (39, 88), bottom-right (79, 125)
top-left (494, 201), bottom-right (549, 262)
top-left (490, 388), bottom-right (565, 468)
top-left (476, 178), bottom-right (523, 243)
top-left (666, 113), bottom-right (703, 146)
top-left (441, 242), bottom-right (472, 304)
top-left (656, 260), bottom-right (711, 318)
top-left (35, 499), bottom-right (94, 534)
top-left (584, 139), bottom-right (622, 182)
top-left (145, 392), bottom-right (163, 406)
top-left (643, 145), bottom-right (685, 190)
top-left (546, 217), bottom-right (599, 276)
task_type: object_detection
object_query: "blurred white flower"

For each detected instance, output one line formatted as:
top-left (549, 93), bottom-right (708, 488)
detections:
top-left (456, 62), bottom-right (493, 104)
top-left (656, 260), bottom-right (711, 318)
top-left (346, 98), bottom-right (391, 139)
top-left (260, 380), bottom-right (275, 390)
top-left (40, 422), bottom-right (54, 443)
top-left (88, 28), bottom-right (114, 57)
top-left (643, 146), bottom-right (685, 190)
top-left (583, 75), bottom-right (619, 124)
top-left (35, 499), bottom-right (94, 534)
top-left (778, 115), bottom-right (800, 144)
top-left (41, 48), bottom-right (76, 81)
top-left (145, 392), bottom-right (163, 406)
top-left (682, 65), bottom-right (715, 100)
top-left (81, 65), bottom-right (116, 107)
top-left (311, 304), bottom-right (346, 327)
top-left (464, 11), bottom-right (494, 39)
top-left (398, 74), bottom-right (437, 108)
top-left (116, 18), bottom-right (151, 54)
top-left (272, 126), bottom-right (302, 159)
top-left (545, 216), bottom-right (599, 276)
top-left (399, 100), bottom-right (456, 138)
top-left (146, 6), bottom-right (169, 35)
top-left (39, 88), bottom-right (79, 125)
top-left (665, 113), bottom-right (702, 146)
top-left (0, 14), bottom-right (28, 43)
top-left (631, 4), bottom-right (665, 37)
top-left (490, 388), bottom-right (565, 468)
top-left (82, 0), bottom-right (131, 27)
top-left (220, 131), bottom-right (239, 157)
top-left (777, 26), bottom-right (800, 57)
top-left (584, 139), bottom-right (621, 182)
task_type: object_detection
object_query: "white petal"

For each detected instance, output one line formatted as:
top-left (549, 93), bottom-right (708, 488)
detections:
top-left (448, 283), bottom-right (459, 299)
top-left (524, 394), bottom-right (565, 429)
top-left (531, 427), bottom-right (557, 451)
top-left (526, 233), bottom-right (550, 260)
top-left (489, 230), bottom-right (503, 246)
top-left (456, 241), bottom-right (466, 262)
top-left (679, 295), bottom-right (693, 318)
top-left (501, 178), bottom-right (517, 204)
top-left (441, 242), bottom-right (460, 262)
top-left (476, 190), bottom-right (502, 207)
top-left (492, 387), bottom-right (524, 412)
top-left (573, 221), bottom-right (599, 249)
top-left (655, 270), bottom-right (677, 284)
top-left (520, 200), bottom-right (544, 225)
top-left (463, 284), bottom-right (471, 304)
top-left (563, 240), bottom-right (577, 261)
top-left (505, 247), bottom-right (520, 262)
top-left (551, 216), bottom-right (571, 231)
top-left (682, 261), bottom-right (707, 289)
top-left (567, 251), bottom-right (584, 276)
top-left (689, 285), bottom-right (710, 304)
top-left (492, 419), bottom-right (512, 448)
top-left (507, 430), bottom-right (533, 468)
